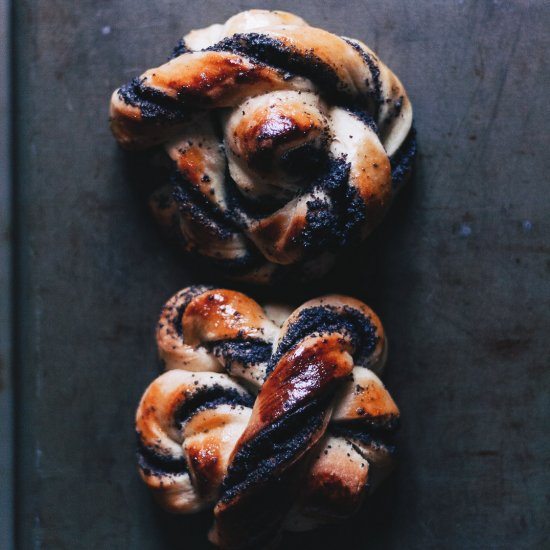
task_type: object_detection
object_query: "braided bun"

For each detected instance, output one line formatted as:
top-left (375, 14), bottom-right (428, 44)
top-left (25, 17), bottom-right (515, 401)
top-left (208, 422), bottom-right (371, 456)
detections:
top-left (110, 10), bottom-right (416, 283)
top-left (136, 286), bottom-right (399, 547)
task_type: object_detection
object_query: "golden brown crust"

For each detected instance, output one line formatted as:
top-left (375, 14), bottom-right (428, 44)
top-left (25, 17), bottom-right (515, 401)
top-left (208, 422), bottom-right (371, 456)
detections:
top-left (136, 370), bottom-right (253, 513)
top-left (109, 9), bottom-right (415, 283)
top-left (283, 435), bottom-right (371, 531)
top-left (332, 367), bottom-right (399, 424)
top-left (241, 334), bottom-right (353, 438)
top-left (182, 289), bottom-right (278, 345)
top-left (135, 285), bottom-right (400, 547)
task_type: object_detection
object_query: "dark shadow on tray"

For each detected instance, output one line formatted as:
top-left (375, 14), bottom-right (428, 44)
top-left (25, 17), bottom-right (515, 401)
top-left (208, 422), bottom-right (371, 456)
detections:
top-left (149, 474), bottom-right (398, 550)
top-left (152, 505), bottom-right (216, 549)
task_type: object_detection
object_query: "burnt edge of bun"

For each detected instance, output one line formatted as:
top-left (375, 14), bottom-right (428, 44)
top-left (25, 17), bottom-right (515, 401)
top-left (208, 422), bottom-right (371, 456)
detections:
top-left (267, 305), bottom-right (379, 376)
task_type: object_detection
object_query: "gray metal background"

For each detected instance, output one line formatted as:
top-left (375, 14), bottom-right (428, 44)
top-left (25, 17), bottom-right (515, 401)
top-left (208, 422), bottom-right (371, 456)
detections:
top-left (3, 0), bottom-right (550, 548)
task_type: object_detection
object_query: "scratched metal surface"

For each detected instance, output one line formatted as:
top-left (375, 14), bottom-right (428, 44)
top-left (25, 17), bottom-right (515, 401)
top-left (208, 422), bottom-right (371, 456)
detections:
top-left (0, 0), bottom-right (13, 547)
top-left (9, 1), bottom-right (550, 549)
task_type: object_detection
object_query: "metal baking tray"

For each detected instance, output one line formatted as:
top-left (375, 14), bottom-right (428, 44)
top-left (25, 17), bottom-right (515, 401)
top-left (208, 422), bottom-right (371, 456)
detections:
top-left (2, 1), bottom-right (548, 548)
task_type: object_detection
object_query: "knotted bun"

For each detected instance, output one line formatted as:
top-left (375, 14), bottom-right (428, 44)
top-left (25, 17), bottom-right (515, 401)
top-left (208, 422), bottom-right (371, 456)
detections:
top-left (136, 286), bottom-right (400, 547)
top-left (110, 10), bottom-right (416, 283)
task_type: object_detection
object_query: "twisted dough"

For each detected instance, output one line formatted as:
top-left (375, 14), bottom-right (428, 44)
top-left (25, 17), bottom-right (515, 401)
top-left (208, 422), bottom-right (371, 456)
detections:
top-left (110, 10), bottom-right (416, 283)
top-left (137, 286), bottom-right (399, 548)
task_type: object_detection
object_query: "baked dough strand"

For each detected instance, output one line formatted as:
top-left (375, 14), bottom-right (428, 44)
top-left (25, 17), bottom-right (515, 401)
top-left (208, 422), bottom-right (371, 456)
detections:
top-left (136, 286), bottom-right (399, 548)
top-left (110, 10), bottom-right (416, 283)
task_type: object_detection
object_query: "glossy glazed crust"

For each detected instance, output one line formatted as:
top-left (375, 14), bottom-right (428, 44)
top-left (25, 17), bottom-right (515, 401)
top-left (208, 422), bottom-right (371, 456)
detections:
top-left (135, 286), bottom-right (399, 548)
top-left (109, 9), bottom-right (416, 283)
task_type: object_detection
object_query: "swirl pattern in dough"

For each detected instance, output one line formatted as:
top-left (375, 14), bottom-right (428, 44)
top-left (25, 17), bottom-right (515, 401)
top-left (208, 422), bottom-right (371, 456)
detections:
top-left (136, 286), bottom-right (400, 548)
top-left (110, 10), bottom-right (416, 284)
